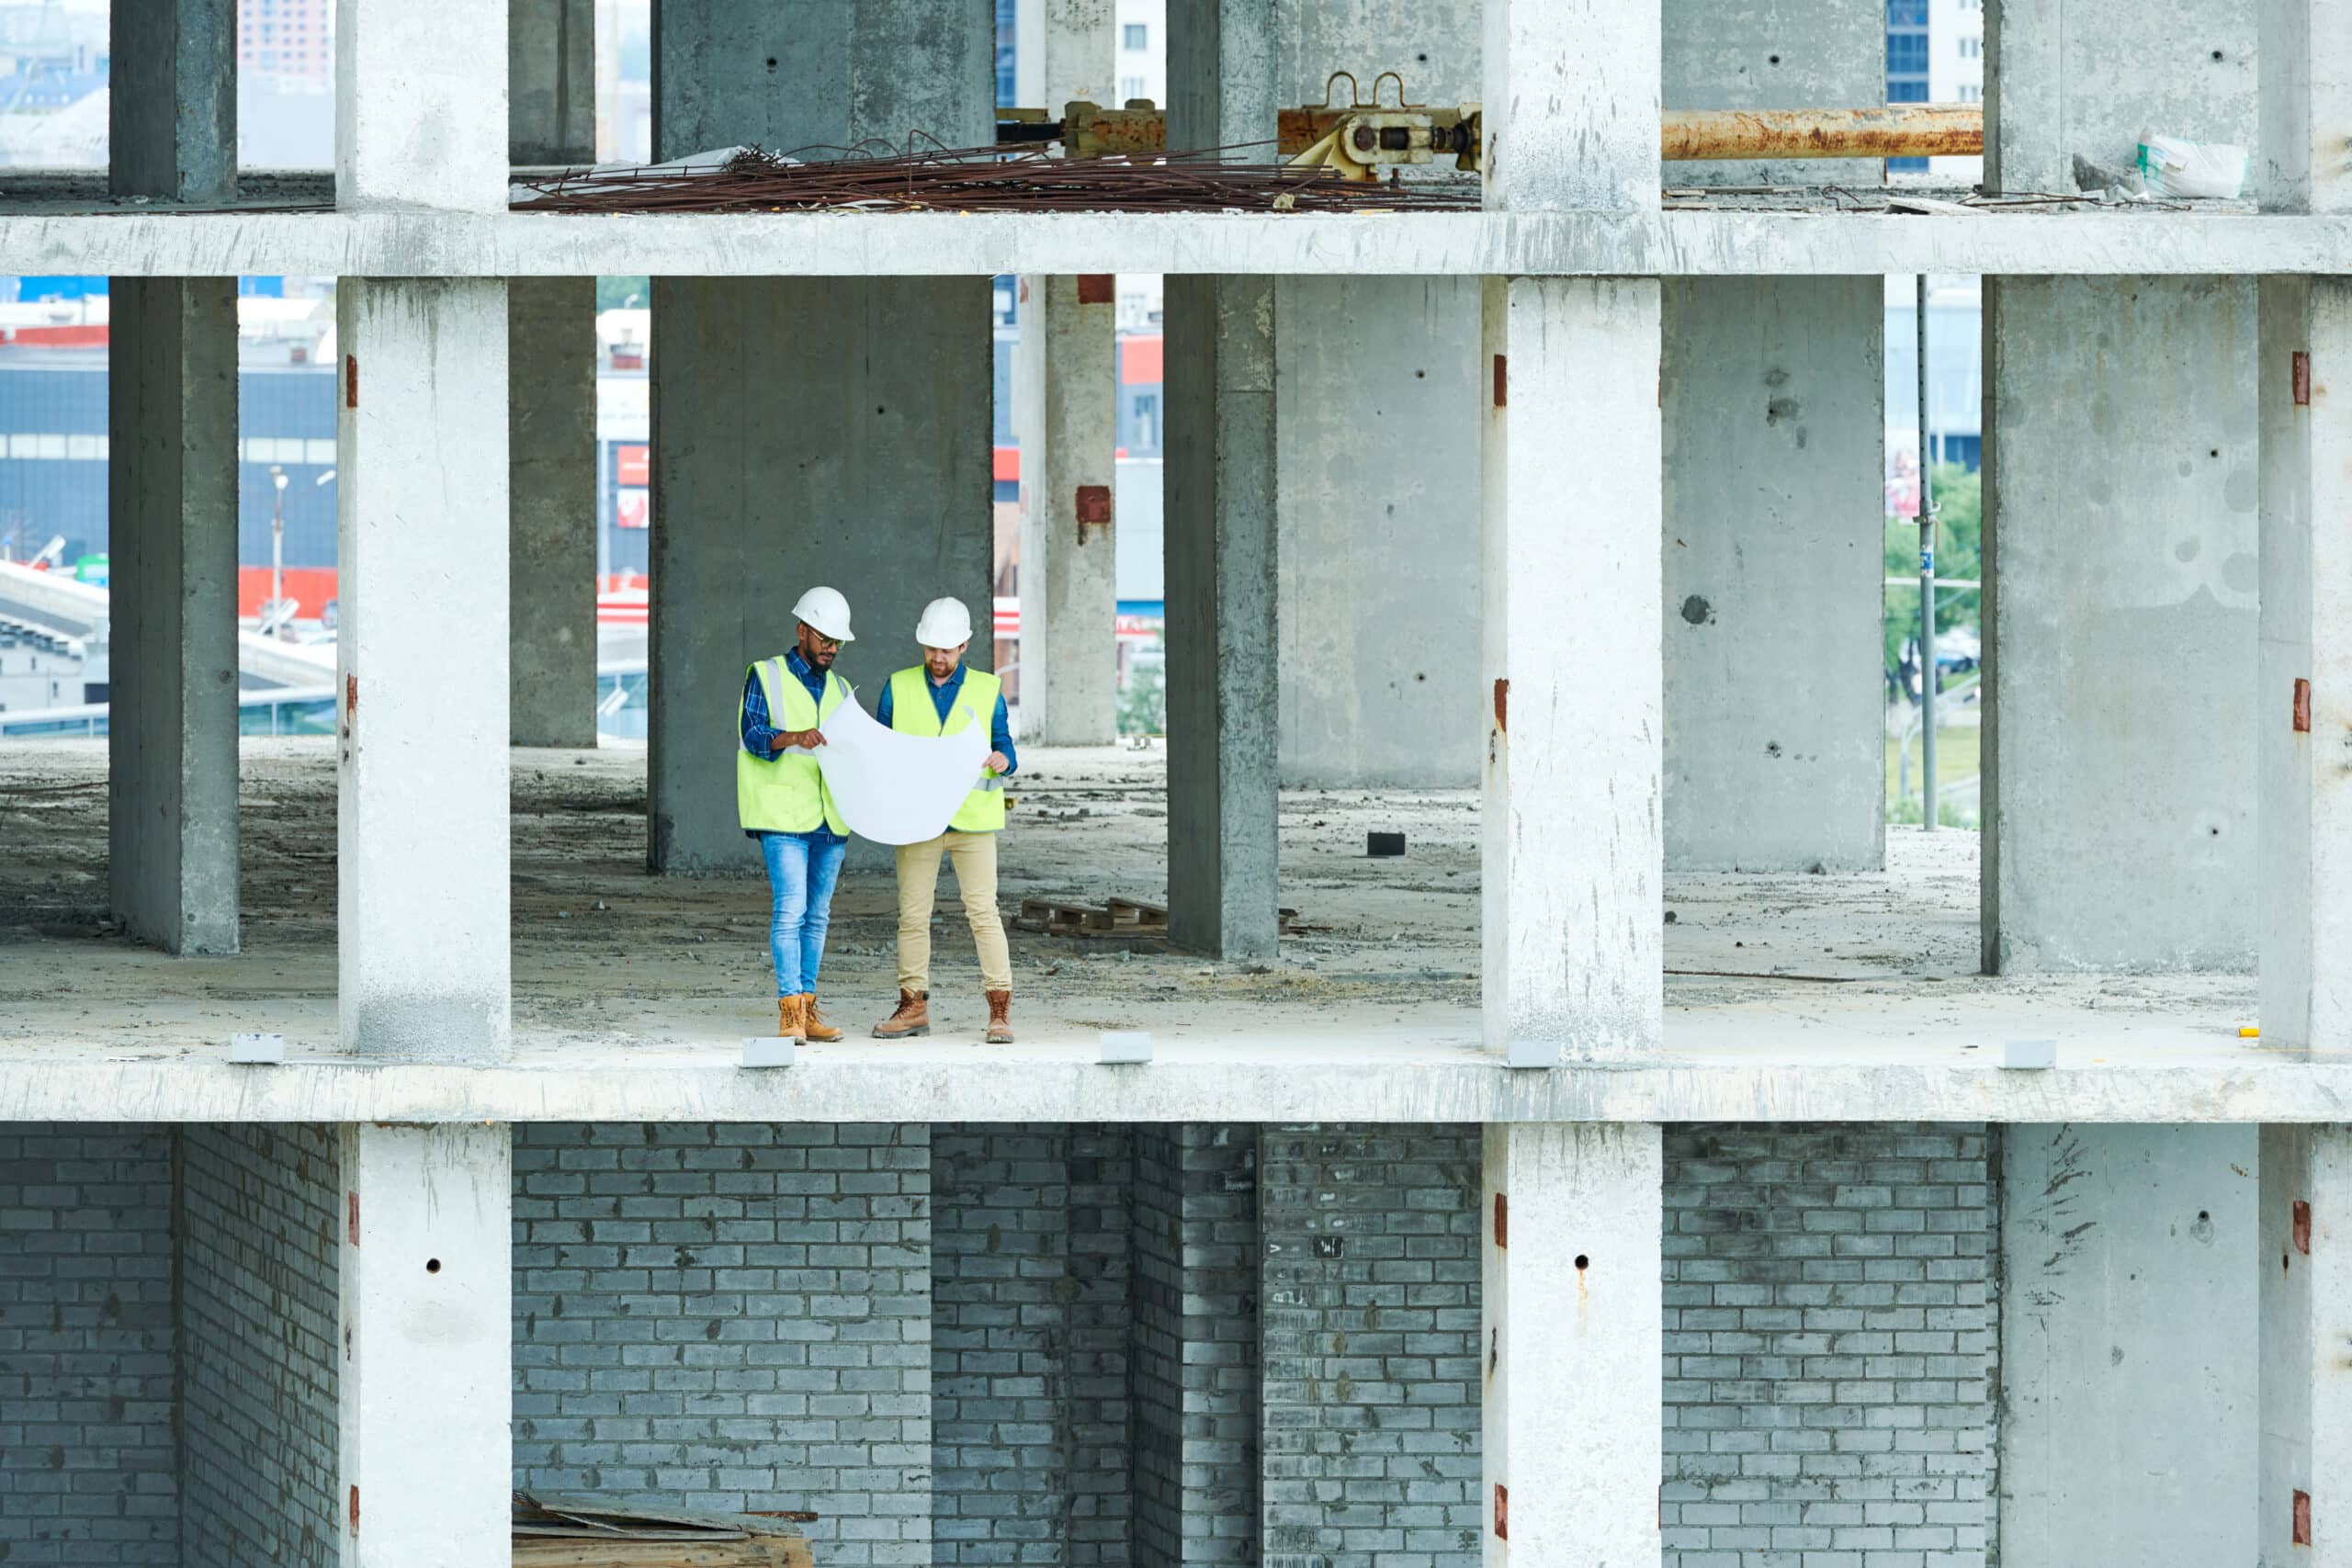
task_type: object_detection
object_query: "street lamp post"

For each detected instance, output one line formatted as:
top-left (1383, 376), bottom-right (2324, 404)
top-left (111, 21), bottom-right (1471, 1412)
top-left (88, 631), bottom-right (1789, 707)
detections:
top-left (269, 465), bottom-right (290, 639)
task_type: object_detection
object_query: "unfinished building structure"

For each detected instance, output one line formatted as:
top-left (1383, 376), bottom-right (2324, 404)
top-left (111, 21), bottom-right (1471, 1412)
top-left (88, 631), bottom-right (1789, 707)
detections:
top-left (3, 0), bottom-right (2351, 1564)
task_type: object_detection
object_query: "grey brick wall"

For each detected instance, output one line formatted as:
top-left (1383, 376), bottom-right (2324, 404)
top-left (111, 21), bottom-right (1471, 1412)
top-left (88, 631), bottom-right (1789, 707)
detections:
top-left (1260, 1125), bottom-right (1482, 1568)
top-left (1662, 1123), bottom-right (1997, 1568)
top-left (177, 1122), bottom-right (340, 1568)
top-left (0, 1123), bottom-right (177, 1566)
top-left (512, 1122), bottom-right (933, 1568)
top-left (933, 1126), bottom-right (1131, 1567)
top-left (1131, 1123), bottom-right (1258, 1568)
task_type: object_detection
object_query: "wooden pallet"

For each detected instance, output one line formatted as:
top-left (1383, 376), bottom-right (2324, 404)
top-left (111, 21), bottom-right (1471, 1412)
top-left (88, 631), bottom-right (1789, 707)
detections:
top-left (1016, 897), bottom-right (1169, 937)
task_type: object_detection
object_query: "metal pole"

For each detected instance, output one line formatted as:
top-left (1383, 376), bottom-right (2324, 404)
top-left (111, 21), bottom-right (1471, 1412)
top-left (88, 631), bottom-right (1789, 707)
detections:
top-left (1917, 274), bottom-right (1937, 829)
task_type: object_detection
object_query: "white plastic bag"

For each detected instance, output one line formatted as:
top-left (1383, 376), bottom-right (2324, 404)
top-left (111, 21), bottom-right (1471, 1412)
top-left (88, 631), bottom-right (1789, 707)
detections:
top-left (2136, 134), bottom-right (2246, 199)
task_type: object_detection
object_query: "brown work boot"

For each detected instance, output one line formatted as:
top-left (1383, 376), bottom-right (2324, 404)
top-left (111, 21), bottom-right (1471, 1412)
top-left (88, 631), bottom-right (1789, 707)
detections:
top-left (775, 994), bottom-right (807, 1041)
top-left (985, 989), bottom-right (1013, 1044)
top-left (873, 989), bottom-right (931, 1039)
top-left (800, 994), bottom-right (844, 1043)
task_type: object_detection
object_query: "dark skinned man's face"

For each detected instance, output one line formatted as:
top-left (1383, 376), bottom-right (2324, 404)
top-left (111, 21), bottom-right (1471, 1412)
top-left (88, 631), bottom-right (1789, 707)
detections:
top-left (797, 621), bottom-right (842, 670)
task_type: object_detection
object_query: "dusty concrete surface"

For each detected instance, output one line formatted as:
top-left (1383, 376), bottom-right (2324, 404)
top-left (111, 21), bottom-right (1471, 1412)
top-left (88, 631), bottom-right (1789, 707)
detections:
top-left (0, 739), bottom-right (2260, 1066)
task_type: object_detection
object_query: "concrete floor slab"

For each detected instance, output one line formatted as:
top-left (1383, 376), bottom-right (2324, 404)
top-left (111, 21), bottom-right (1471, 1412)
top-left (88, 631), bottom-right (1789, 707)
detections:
top-left (0, 739), bottom-right (2323, 1123)
top-left (0, 208), bottom-right (2346, 280)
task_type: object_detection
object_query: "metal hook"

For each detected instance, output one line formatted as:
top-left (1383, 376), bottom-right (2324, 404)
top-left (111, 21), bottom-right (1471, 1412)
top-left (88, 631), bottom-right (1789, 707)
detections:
top-left (1316, 71), bottom-right (1364, 109)
top-left (1370, 71), bottom-right (1409, 107)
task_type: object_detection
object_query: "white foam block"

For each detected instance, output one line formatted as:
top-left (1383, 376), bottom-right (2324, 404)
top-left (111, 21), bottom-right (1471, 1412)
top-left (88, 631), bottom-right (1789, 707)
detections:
top-left (2003, 1038), bottom-right (2058, 1070)
top-left (1100, 1031), bottom-right (1151, 1065)
top-left (228, 1032), bottom-right (285, 1065)
top-left (741, 1038), bottom-right (797, 1068)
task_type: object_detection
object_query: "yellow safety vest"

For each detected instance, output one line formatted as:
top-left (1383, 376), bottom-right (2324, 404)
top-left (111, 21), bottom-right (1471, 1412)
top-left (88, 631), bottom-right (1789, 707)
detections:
top-left (887, 665), bottom-right (1006, 833)
top-left (737, 657), bottom-right (849, 834)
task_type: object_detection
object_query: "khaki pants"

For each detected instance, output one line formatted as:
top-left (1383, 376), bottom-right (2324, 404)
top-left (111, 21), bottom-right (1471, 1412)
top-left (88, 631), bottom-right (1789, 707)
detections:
top-left (895, 829), bottom-right (1012, 994)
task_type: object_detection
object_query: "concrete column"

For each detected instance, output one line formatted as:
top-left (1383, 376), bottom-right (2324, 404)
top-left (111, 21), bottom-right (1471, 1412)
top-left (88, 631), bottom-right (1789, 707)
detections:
top-left (2258, 278), bottom-right (2352, 1055)
top-left (1481, 1122), bottom-right (1662, 1564)
top-left (1014, 275), bottom-right (1120, 746)
top-left (2257, 0), bottom-right (2352, 1055)
top-left (508, 278), bottom-right (599, 748)
top-left (2257, 1125), bottom-right (2352, 1567)
top-left (336, 0), bottom-right (508, 211)
top-left (109, 0), bottom-right (235, 201)
top-left (647, 0), bottom-right (992, 874)
top-left (1131, 1123), bottom-right (1259, 1567)
top-left (505, 0), bottom-right (598, 749)
top-left (337, 279), bottom-right (513, 1059)
top-left (338, 1122), bottom-right (512, 1568)
top-left (107, 280), bottom-right (241, 955)
top-left (1660, 0), bottom-right (1885, 872)
top-left (1481, 277), bottom-right (1664, 1062)
top-left (1163, 273), bottom-right (1280, 960)
top-left (1998, 1125), bottom-right (2256, 1564)
top-left (107, 0), bottom-right (239, 954)
top-left (1482, 0), bottom-right (1658, 213)
top-left (1012, 4), bottom-right (1118, 745)
top-left (1980, 0), bottom-right (2259, 973)
top-left (509, 0), bottom-right (594, 165)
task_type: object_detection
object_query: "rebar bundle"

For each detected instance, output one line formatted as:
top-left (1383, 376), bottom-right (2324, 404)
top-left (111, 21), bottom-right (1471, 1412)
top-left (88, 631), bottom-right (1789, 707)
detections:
top-left (511, 143), bottom-right (1482, 215)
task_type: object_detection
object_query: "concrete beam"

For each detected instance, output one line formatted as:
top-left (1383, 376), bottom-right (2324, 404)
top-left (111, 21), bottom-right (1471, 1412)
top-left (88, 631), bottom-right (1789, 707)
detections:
top-left (12, 210), bottom-right (2352, 280)
top-left (2257, 1124), bottom-right (2352, 1567)
top-left (1663, 276), bottom-right (1885, 871)
top-left (12, 1055), bottom-right (2352, 1126)
top-left (508, 276), bottom-right (598, 748)
top-left (336, 0), bottom-right (508, 210)
top-left (2258, 0), bottom-right (2352, 215)
top-left (1998, 1125), bottom-right (2256, 1563)
top-left (339, 1121), bottom-right (512, 1567)
top-left (1482, 276), bottom-right (1663, 1061)
top-left (108, 0), bottom-right (236, 203)
top-left (107, 277), bottom-right (241, 955)
top-left (1164, 273), bottom-right (1280, 960)
top-left (2259, 276), bottom-right (2352, 1055)
top-left (509, 0), bottom-right (594, 166)
top-left (338, 279), bottom-right (513, 1058)
top-left (1481, 1122), bottom-right (1662, 1564)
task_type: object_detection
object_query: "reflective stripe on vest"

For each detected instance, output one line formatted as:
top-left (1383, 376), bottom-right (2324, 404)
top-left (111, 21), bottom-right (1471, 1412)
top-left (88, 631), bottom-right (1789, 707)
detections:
top-left (736, 657), bottom-right (848, 834)
top-left (887, 664), bottom-right (1006, 833)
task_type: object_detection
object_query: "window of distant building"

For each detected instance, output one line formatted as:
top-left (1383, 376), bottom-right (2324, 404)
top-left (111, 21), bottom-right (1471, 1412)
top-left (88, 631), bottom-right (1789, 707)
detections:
top-left (1886, 0), bottom-right (1930, 171)
top-left (993, 0), bottom-right (1016, 107)
top-left (1120, 75), bottom-right (1146, 103)
top-left (1123, 23), bottom-right (1147, 49)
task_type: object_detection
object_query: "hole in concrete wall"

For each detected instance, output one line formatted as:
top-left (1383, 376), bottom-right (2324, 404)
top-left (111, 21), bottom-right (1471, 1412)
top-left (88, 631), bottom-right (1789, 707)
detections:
top-left (1575, 1253), bottom-right (1589, 1270)
top-left (1768, 53), bottom-right (1782, 64)
top-left (425, 1258), bottom-right (442, 1273)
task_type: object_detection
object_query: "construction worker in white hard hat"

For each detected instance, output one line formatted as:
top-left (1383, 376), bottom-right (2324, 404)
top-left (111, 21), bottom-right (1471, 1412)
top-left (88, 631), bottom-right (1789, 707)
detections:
top-left (738, 585), bottom-right (857, 1043)
top-left (871, 595), bottom-right (1019, 1044)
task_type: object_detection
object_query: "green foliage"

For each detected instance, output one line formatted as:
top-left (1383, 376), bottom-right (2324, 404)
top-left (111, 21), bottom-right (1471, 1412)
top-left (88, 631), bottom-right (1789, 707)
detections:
top-left (1883, 463), bottom-right (1983, 681)
top-left (1118, 641), bottom-right (1167, 737)
top-left (596, 276), bottom-right (650, 312)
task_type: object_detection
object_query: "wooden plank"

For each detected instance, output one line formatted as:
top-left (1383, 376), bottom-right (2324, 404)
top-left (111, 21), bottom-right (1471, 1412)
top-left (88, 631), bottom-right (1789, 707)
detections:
top-left (512, 1540), bottom-right (811, 1567)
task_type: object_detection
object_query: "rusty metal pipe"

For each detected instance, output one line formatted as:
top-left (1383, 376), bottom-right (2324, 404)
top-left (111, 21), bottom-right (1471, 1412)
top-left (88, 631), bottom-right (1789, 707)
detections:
top-left (1661, 105), bottom-right (1983, 161)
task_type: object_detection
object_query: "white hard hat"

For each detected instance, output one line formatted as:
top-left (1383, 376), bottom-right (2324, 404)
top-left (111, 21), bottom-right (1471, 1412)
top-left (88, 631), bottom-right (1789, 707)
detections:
top-left (915, 596), bottom-right (974, 649)
top-left (791, 585), bottom-right (854, 642)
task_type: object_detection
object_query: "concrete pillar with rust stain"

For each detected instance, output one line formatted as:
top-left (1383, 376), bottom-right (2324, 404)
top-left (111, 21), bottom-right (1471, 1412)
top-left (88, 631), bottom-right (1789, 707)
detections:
top-left (2256, 1124), bottom-right (2352, 1566)
top-left (1012, 2), bottom-right (1118, 744)
top-left (337, 1122), bottom-right (513, 1568)
top-left (336, 279), bottom-right (513, 1060)
top-left (1481, 1122), bottom-right (1663, 1566)
top-left (1480, 276), bottom-right (1664, 1063)
top-left (1013, 270), bottom-right (1121, 747)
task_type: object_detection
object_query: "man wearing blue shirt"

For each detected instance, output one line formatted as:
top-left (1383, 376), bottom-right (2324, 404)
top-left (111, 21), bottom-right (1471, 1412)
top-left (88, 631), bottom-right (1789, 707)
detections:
top-left (871, 597), bottom-right (1019, 1043)
top-left (737, 586), bottom-right (857, 1043)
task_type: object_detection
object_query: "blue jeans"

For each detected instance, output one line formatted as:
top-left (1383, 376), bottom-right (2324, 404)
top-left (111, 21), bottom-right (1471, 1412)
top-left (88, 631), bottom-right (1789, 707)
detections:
top-left (758, 830), bottom-right (847, 996)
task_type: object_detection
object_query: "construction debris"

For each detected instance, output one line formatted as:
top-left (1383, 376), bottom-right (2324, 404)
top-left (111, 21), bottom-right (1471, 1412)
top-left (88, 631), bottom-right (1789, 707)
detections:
top-left (510, 144), bottom-right (1481, 215)
top-left (512, 1494), bottom-right (814, 1568)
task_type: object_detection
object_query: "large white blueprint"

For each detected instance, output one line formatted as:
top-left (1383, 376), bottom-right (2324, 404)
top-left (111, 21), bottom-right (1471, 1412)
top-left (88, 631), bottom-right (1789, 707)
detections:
top-left (785, 688), bottom-right (991, 845)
